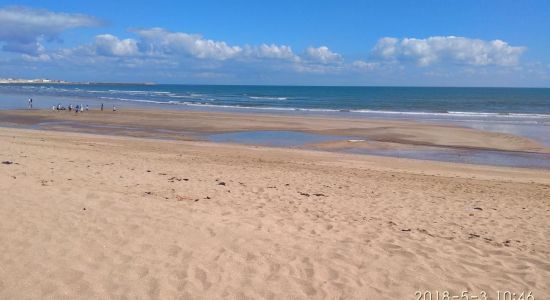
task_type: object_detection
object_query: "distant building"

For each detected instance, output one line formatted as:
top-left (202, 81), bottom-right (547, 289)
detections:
top-left (0, 78), bottom-right (69, 84)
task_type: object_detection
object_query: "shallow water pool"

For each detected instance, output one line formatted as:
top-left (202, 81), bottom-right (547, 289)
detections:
top-left (208, 130), bottom-right (350, 147)
top-left (344, 148), bottom-right (550, 169)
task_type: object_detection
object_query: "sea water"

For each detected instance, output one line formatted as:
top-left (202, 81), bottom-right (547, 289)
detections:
top-left (1, 84), bottom-right (550, 115)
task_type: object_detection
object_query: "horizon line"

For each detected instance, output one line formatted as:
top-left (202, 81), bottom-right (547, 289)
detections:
top-left (1, 81), bottom-right (549, 89)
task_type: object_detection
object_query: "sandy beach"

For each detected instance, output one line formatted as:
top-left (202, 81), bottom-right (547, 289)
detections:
top-left (1, 110), bottom-right (550, 299)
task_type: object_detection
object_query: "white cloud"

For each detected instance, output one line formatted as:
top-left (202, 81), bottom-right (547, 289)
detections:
top-left (63, 28), bottom-right (301, 67)
top-left (132, 28), bottom-right (301, 62)
top-left (0, 6), bottom-right (102, 55)
top-left (93, 34), bottom-right (139, 56)
top-left (45, 29), bottom-right (303, 74)
top-left (133, 28), bottom-right (242, 60)
top-left (371, 36), bottom-right (526, 66)
top-left (21, 53), bottom-right (51, 62)
top-left (371, 37), bottom-right (399, 60)
top-left (246, 44), bottom-right (299, 61)
top-left (305, 46), bottom-right (341, 63)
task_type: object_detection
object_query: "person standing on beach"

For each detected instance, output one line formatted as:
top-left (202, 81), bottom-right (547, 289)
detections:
top-left (101, 103), bottom-right (104, 111)
top-left (28, 98), bottom-right (32, 109)
top-left (113, 105), bottom-right (117, 111)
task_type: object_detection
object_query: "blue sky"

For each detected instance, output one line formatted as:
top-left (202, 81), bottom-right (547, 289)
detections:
top-left (1, 0), bottom-right (549, 86)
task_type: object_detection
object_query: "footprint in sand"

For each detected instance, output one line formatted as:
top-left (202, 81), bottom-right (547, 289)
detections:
top-left (194, 267), bottom-right (211, 290)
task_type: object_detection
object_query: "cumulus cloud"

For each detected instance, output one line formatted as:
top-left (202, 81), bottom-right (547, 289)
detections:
top-left (131, 28), bottom-right (301, 62)
top-left (41, 28), bottom-right (305, 77)
top-left (71, 28), bottom-right (301, 65)
top-left (0, 6), bottom-right (102, 55)
top-left (93, 34), bottom-right (139, 56)
top-left (132, 28), bottom-right (242, 60)
top-left (371, 36), bottom-right (525, 66)
top-left (246, 44), bottom-right (299, 61)
top-left (304, 46), bottom-right (341, 63)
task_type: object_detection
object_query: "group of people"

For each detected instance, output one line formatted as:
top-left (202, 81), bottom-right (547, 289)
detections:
top-left (28, 97), bottom-right (119, 112)
top-left (38, 101), bottom-right (118, 113)
top-left (52, 103), bottom-right (117, 112)
top-left (53, 103), bottom-right (89, 112)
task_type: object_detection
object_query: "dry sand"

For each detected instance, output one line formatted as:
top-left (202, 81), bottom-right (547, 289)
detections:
top-left (1, 125), bottom-right (549, 299)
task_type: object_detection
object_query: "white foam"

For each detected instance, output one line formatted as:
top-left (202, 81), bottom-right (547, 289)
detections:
top-left (92, 97), bottom-right (550, 121)
top-left (249, 96), bottom-right (288, 100)
top-left (352, 109), bottom-right (550, 119)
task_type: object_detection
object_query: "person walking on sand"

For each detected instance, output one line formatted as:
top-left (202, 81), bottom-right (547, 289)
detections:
top-left (28, 98), bottom-right (32, 109)
top-left (113, 105), bottom-right (117, 111)
top-left (101, 103), bottom-right (104, 111)
top-left (85, 104), bottom-right (89, 111)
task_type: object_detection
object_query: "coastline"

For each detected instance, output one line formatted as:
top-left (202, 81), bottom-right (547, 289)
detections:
top-left (1, 126), bottom-right (549, 298)
top-left (2, 84), bottom-right (549, 153)
top-left (1, 108), bottom-right (549, 169)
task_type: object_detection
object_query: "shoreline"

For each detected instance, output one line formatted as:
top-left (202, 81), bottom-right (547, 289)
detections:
top-left (1, 108), bottom-right (549, 169)
top-left (3, 90), bottom-right (550, 122)
top-left (2, 85), bottom-right (549, 148)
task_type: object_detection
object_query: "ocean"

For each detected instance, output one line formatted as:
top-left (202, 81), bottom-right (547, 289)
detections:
top-left (1, 84), bottom-right (550, 116)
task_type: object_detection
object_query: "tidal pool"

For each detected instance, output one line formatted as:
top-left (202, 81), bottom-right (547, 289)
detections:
top-left (343, 148), bottom-right (550, 169)
top-left (208, 130), bottom-right (351, 147)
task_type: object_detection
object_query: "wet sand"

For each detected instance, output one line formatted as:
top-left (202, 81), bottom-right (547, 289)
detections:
top-left (1, 110), bottom-right (550, 299)
top-left (0, 108), bottom-right (548, 154)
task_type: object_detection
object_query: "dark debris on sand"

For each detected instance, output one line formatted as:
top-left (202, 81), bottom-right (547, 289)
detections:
top-left (168, 177), bottom-right (189, 182)
top-left (299, 192), bottom-right (327, 197)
